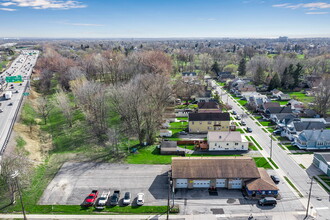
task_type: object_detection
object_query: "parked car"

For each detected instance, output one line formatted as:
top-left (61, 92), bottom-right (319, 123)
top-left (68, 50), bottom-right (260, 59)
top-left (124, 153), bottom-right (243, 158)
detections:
top-left (123, 192), bottom-right (131, 205)
top-left (83, 190), bottom-right (98, 207)
top-left (258, 197), bottom-right (277, 206)
top-left (232, 110), bottom-right (237, 115)
top-left (273, 130), bottom-right (281, 135)
top-left (15, 90), bottom-right (19, 93)
top-left (240, 121), bottom-right (246, 126)
top-left (246, 127), bottom-right (252, 133)
top-left (95, 191), bottom-right (110, 209)
top-left (270, 175), bottom-right (280, 184)
top-left (136, 193), bottom-right (144, 206)
top-left (235, 115), bottom-right (241, 120)
top-left (179, 131), bottom-right (188, 135)
top-left (8, 102), bottom-right (13, 106)
top-left (0, 109), bottom-right (3, 113)
top-left (109, 190), bottom-right (120, 206)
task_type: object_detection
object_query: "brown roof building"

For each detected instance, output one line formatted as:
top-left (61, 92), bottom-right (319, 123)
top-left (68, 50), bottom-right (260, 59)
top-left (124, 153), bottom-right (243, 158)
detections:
top-left (171, 157), bottom-right (279, 198)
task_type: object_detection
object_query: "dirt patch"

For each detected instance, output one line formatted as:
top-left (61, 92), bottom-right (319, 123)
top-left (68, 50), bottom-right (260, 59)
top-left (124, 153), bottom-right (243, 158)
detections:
top-left (13, 123), bottom-right (52, 162)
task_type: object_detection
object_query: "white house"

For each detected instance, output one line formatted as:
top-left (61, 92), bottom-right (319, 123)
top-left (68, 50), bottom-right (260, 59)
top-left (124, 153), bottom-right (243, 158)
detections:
top-left (207, 131), bottom-right (248, 151)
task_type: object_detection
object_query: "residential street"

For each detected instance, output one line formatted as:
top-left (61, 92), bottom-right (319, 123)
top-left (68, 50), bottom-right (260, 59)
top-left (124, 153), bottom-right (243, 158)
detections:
top-left (211, 80), bottom-right (330, 219)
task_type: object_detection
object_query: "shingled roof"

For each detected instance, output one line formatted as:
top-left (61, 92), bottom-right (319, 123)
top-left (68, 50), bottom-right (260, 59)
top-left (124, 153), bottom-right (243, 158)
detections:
top-left (171, 157), bottom-right (260, 179)
top-left (198, 102), bottom-right (218, 109)
top-left (246, 168), bottom-right (279, 191)
top-left (189, 112), bottom-right (230, 121)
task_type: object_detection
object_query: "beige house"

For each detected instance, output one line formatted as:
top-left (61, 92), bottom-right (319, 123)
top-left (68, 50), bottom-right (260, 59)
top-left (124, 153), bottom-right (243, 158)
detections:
top-left (188, 112), bottom-right (230, 133)
top-left (207, 131), bottom-right (248, 151)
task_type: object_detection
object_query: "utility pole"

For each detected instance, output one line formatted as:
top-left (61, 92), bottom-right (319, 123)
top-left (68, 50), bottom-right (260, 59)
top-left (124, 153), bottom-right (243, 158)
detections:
top-left (305, 176), bottom-right (313, 219)
top-left (11, 171), bottom-right (27, 220)
top-left (167, 171), bottom-right (171, 220)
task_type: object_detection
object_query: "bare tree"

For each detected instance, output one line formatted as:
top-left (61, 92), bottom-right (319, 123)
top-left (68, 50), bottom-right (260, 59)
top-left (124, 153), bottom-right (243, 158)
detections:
top-left (36, 97), bottom-right (52, 125)
top-left (314, 75), bottom-right (330, 116)
top-left (55, 90), bottom-right (74, 127)
top-left (199, 53), bottom-right (213, 76)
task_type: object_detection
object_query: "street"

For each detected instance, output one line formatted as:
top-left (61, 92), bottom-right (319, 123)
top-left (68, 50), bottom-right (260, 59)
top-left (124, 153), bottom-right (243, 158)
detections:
top-left (211, 80), bottom-right (330, 219)
top-left (0, 50), bottom-right (39, 155)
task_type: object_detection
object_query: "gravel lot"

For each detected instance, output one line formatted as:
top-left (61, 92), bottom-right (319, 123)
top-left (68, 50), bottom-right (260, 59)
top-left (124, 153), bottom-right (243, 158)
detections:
top-left (39, 162), bottom-right (171, 206)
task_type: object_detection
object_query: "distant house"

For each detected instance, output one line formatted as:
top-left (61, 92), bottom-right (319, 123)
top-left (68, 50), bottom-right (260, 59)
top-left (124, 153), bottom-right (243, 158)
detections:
top-left (306, 75), bottom-right (322, 88)
top-left (293, 130), bottom-right (330, 150)
top-left (271, 89), bottom-right (283, 98)
top-left (300, 109), bottom-right (319, 118)
top-left (288, 99), bottom-right (304, 111)
top-left (248, 94), bottom-right (269, 111)
top-left (313, 153), bottom-right (330, 177)
top-left (266, 107), bottom-right (293, 121)
top-left (182, 72), bottom-right (197, 82)
top-left (281, 121), bottom-right (326, 141)
top-left (188, 112), bottom-right (231, 133)
top-left (175, 109), bottom-right (194, 117)
top-left (270, 113), bottom-right (295, 124)
top-left (278, 93), bottom-right (291, 101)
top-left (237, 84), bottom-right (257, 95)
top-left (217, 72), bottom-right (235, 82)
top-left (207, 131), bottom-right (248, 151)
top-left (260, 102), bottom-right (280, 113)
top-left (198, 102), bottom-right (218, 110)
top-left (195, 90), bottom-right (213, 103)
top-left (160, 140), bottom-right (178, 155)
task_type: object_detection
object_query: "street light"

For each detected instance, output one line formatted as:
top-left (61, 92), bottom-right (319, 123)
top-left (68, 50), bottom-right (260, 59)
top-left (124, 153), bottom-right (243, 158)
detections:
top-left (11, 170), bottom-right (27, 220)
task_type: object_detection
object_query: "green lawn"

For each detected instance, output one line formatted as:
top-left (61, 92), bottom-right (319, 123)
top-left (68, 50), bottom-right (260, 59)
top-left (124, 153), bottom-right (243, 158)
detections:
top-left (249, 136), bottom-right (263, 150)
top-left (126, 145), bottom-right (174, 164)
top-left (287, 92), bottom-right (314, 104)
top-left (178, 144), bottom-right (195, 150)
top-left (271, 100), bottom-right (288, 105)
top-left (318, 175), bottom-right (330, 189)
top-left (253, 157), bottom-right (273, 169)
top-left (267, 127), bottom-right (275, 133)
top-left (236, 128), bottom-right (245, 134)
top-left (238, 100), bottom-right (247, 106)
top-left (268, 158), bottom-right (279, 169)
top-left (285, 144), bottom-right (300, 151)
top-left (297, 54), bottom-right (305, 59)
top-left (259, 121), bottom-right (272, 126)
top-left (284, 176), bottom-right (303, 197)
top-left (217, 82), bottom-right (225, 86)
top-left (176, 117), bottom-right (188, 121)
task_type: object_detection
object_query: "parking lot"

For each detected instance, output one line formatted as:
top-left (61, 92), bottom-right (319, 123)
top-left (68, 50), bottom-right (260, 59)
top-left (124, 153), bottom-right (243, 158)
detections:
top-left (39, 162), bottom-right (170, 206)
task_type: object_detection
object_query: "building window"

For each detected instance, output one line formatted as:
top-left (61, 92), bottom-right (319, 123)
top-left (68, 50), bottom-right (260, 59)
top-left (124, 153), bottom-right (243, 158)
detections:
top-left (226, 143), bottom-right (229, 146)
top-left (235, 143), bottom-right (238, 145)
top-left (242, 146), bottom-right (244, 149)
top-left (215, 143), bottom-right (217, 146)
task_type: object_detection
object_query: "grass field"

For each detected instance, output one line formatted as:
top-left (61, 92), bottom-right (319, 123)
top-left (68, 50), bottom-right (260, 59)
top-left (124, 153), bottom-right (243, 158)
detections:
top-left (271, 100), bottom-right (288, 105)
top-left (238, 100), bottom-right (247, 106)
top-left (259, 121), bottom-right (272, 126)
top-left (287, 92), bottom-right (314, 104)
top-left (249, 136), bottom-right (263, 150)
top-left (253, 157), bottom-right (273, 169)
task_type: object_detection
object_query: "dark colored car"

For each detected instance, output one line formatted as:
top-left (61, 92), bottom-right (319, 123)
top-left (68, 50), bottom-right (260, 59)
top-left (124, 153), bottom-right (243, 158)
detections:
top-left (273, 130), bottom-right (281, 135)
top-left (110, 190), bottom-right (120, 206)
top-left (179, 131), bottom-right (188, 135)
top-left (83, 190), bottom-right (98, 207)
top-left (232, 110), bottom-right (237, 115)
top-left (258, 197), bottom-right (277, 206)
top-left (123, 192), bottom-right (131, 205)
top-left (246, 127), bottom-right (252, 133)
top-left (270, 175), bottom-right (280, 184)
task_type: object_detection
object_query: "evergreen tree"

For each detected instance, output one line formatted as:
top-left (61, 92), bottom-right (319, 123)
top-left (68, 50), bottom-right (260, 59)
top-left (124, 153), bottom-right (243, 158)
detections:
top-left (211, 61), bottom-right (220, 74)
top-left (268, 73), bottom-right (281, 91)
top-left (254, 66), bottom-right (266, 85)
top-left (238, 58), bottom-right (246, 76)
top-left (292, 63), bottom-right (303, 88)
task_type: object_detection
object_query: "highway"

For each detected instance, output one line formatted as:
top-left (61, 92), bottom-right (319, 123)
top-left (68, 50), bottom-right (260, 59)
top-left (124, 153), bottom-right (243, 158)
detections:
top-left (0, 50), bottom-right (39, 155)
top-left (211, 80), bottom-right (330, 219)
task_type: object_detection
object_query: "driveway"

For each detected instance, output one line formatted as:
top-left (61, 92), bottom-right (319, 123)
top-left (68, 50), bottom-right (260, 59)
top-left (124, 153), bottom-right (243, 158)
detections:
top-left (39, 162), bottom-right (171, 206)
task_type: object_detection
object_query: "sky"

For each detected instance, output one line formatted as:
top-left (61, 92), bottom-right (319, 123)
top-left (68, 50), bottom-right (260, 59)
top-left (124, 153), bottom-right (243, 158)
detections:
top-left (0, 0), bottom-right (330, 38)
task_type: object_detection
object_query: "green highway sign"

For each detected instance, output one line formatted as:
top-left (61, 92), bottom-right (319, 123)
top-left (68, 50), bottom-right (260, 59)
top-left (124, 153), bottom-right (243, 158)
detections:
top-left (23, 92), bottom-right (30, 96)
top-left (5, 75), bottom-right (23, 83)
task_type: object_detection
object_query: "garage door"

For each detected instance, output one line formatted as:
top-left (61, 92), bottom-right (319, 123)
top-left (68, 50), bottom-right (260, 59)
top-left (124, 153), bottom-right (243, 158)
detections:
top-left (319, 161), bottom-right (328, 174)
top-left (193, 180), bottom-right (210, 188)
top-left (229, 179), bottom-right (242, 189)
top-left (216, 179), bottom-right (226, 188)
top-left (176, 179), bottom-right (188, 188)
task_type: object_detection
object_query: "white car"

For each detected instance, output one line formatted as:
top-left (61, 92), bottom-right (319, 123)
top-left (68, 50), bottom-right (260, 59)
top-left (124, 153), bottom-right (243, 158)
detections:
top-left (95, 191), bottom-right (110, 209)
top-left (136, 193), bottom-right (144, 206)
top-left (123, 192), bottom-right (131, 205)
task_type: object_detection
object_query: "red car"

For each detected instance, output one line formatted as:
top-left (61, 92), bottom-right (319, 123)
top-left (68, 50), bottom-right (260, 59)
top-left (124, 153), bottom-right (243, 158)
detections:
top-left (83, 190), bottom-right (98, 206)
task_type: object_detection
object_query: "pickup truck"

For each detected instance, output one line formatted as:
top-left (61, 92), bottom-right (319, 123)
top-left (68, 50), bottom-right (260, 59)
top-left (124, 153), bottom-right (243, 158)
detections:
top-left (82, 190), bottom-right (98, 207)
top-left (95, 191), bottom-right (110, 209)
top-left (109, 190), bottom-right (120, 206)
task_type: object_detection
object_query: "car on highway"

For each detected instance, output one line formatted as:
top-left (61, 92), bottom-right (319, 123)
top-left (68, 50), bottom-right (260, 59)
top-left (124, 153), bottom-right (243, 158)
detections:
top-left (95, 191), bottom-right (110, 210)
top-left (246, 127), bottom-right (252, 133)
top-left (82, 190), bottom-right (98, 207)
top-left (109, 190), bottom-right (120, 206)
top-left (123, 192), bottom-right (131, 205)
top-left (258, 197), bottom-right (277, 206)
top-left (270, 175), bottom-right (280, 184)
top-left (136, 193), bottom-right (145, 206)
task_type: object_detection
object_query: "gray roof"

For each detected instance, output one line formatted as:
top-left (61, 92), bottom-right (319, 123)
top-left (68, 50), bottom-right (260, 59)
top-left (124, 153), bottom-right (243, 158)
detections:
top-left (298, 130), bottom-right (330, 142)
top-left (293, 122), bottom-right (326, 132)
top-left (161, 141), bottom-right (177, 148)
top-left (274, 113), bottom-right (295, 121)
top-left (316, 153), bottom-right (330, 163)
top-left (208, 131), bottom-right (242, 142)
top-left (267, 107), bottom-right (292, 114)
top-left (189, 112), bottom-right (230, 121)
